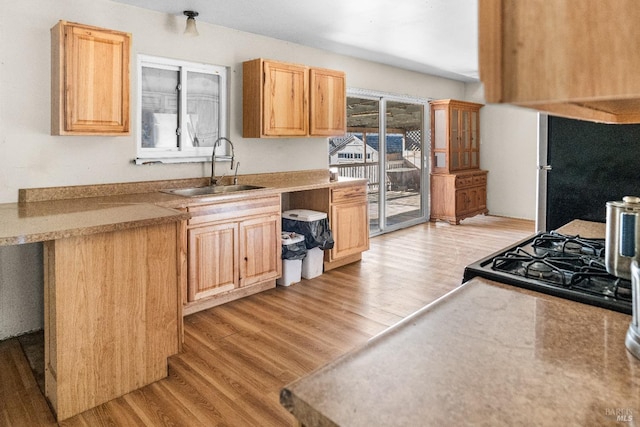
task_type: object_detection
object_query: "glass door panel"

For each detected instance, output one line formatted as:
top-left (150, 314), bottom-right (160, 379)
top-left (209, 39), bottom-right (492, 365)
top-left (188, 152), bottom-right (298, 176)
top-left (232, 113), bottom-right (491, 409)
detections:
top-left (384, 100), bottom-right (423, 228)
top-left (471, 111), bottom-right (479, 168)
top-left (329, 96), bottom-right (380, 233)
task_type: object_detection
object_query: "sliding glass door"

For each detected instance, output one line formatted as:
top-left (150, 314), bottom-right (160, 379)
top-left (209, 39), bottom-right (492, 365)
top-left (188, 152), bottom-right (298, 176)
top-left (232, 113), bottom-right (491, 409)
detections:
top-left (329, 90), bottom-right (429, 236)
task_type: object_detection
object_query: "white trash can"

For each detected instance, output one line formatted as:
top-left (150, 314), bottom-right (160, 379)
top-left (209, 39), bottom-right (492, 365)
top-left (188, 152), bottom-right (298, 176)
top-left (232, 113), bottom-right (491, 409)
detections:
top-left (276, 232), bottom-right (306, 286)
top-left (282, 209), bottom-right (333, 280)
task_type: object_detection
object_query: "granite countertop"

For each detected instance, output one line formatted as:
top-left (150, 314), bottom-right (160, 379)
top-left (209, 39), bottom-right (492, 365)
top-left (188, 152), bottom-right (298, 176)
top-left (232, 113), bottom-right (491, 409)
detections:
top-left (281, 277), bottom-right (639, 426)
top-left (0, 170), bottom-right (367, 246)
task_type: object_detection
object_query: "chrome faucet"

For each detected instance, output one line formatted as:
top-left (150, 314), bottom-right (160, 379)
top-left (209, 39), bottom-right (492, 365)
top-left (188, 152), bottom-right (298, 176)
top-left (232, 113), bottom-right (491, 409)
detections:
top-left (233, 162), bottom-right (240, 185)
top-left (210, 137), bottom-right (236, 186)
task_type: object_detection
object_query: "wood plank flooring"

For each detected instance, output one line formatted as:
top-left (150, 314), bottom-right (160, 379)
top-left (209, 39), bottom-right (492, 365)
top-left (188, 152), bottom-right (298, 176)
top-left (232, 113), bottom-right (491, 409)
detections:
top-left (1, 215), bottom-right (534, 426)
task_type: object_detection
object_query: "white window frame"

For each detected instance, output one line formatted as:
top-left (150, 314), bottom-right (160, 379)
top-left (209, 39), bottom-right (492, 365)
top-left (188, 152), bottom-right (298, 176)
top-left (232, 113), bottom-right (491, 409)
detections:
top-left (134, 54), bottom-right (229, 164)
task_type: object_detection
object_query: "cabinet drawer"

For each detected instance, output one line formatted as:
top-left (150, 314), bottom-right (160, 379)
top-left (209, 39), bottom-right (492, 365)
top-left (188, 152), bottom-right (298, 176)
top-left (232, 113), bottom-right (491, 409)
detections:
top-left (472, 174), bottom-right (487, 185)
top-left (188, 195), bottom-right (281, 226)
top-left (455, 176), bottom-right (473, 188)
top-left (331, 185), bottom-right (367, 204)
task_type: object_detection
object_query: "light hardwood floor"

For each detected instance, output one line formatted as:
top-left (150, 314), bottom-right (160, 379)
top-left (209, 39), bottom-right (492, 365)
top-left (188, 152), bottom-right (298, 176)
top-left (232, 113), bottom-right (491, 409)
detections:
top-left (1, 215), bottom-right (534, 426)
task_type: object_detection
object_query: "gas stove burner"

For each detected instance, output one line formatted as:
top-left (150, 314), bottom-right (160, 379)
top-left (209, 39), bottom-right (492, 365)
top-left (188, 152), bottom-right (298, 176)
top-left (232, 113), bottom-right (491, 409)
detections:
top-left (563, 241), bottom-right (583, 254)
top-left (524, 261), bottom-right (566, 283)
top-left (527, 262), bottom-right (554, 278)
top-left (531, 231), bottom-right (605, 257)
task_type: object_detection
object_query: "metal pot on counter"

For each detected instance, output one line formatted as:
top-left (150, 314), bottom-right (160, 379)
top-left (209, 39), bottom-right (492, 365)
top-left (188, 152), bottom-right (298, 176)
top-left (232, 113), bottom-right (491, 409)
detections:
top-left (606, 196), bottom-right (640, 359)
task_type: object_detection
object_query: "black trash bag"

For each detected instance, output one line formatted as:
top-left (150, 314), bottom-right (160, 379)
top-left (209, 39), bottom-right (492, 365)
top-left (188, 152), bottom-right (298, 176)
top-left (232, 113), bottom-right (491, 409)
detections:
top-left (282, 217), bottom-right (335, 250)
top-left (282, 235), bottom-right (308, 260)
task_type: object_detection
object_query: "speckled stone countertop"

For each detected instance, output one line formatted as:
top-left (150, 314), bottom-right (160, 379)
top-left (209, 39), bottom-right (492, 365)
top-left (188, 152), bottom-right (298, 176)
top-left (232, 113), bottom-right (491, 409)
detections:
top-left (281, 277), bottom-right (639, 426)
top-left (0, 170), bottom-right (366, 246)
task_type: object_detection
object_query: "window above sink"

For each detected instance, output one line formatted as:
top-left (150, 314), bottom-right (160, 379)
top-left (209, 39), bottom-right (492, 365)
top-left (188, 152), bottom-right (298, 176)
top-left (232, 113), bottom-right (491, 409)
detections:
top-left (134, 55), bottom-right (230, 165)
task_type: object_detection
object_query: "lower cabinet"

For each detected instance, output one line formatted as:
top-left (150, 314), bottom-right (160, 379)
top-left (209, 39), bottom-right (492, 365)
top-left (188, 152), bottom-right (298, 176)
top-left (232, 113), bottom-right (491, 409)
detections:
top-left (430, 170), bottom-right (488, 225)
top-left (44, 223), bottom-right (179, 420)
top-left (329, 185), bottom-right (370, 265)
top-left (183, 195), bottom-right (281, 315)
top-left (286, 182), bottom-right (370, 271)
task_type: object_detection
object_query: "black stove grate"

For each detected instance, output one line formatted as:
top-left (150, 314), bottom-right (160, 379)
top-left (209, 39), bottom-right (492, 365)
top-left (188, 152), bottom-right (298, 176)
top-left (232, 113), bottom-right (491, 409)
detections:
top-left (464, 231), bottom-right (632, 315)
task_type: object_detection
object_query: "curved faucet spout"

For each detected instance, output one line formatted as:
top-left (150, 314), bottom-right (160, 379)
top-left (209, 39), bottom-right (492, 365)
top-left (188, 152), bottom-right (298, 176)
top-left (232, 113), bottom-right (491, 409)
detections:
top-left (211, 137), bottom-right (236, 186)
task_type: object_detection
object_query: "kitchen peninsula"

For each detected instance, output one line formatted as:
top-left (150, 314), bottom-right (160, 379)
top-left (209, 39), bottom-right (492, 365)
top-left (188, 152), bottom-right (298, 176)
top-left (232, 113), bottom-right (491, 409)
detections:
top-left (0, 169), bottom-right (367, 421)
top-left (280, 221), bottom-right (640, 426)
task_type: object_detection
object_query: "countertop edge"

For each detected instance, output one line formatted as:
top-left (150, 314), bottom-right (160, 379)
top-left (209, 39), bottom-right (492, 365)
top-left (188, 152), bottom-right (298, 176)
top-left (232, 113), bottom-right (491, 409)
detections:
top-left (2, 172), bottom-right (368, 246)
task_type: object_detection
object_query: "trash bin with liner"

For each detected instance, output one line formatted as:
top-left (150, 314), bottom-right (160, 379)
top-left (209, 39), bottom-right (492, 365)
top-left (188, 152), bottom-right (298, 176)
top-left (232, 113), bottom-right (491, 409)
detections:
top-left (281, 209), bottom-right (334, 279)
top-left (276, 232), bottom-right (307, 286)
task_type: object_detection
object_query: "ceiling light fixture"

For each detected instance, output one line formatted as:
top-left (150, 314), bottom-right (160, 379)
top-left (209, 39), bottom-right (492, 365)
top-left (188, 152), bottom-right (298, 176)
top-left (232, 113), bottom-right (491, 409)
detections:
top-left (183, 11), bottom-right (199, 37)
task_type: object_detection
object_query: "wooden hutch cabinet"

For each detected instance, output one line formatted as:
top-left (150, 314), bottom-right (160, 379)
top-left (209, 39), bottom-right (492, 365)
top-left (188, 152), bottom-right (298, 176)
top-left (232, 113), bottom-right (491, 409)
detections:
top-left (429, 99), bottom-right (488, 224)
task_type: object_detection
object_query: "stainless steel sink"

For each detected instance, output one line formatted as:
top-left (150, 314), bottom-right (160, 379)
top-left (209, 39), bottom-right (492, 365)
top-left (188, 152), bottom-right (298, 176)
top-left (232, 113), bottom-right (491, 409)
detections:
top-left (160, 184), bottom-right (265, 197)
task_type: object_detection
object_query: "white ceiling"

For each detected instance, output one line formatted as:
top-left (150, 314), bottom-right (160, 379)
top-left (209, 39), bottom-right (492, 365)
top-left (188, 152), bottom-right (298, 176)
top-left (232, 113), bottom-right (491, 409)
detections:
top-left (110, 0), bottom-right (479, 82)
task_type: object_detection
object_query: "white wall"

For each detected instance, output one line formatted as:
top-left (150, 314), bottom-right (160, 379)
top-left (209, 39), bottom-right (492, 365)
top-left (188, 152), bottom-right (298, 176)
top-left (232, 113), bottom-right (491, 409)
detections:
top-left (465, 83), bottom-right (539, 220)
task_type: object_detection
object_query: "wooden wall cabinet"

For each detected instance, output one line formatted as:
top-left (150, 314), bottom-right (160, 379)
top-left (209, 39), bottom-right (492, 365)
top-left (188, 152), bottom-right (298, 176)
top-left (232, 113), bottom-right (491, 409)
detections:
top-left (430, 99), bottom-right (488, 224)
top-left (51, 21), bottom-right (130, 135)
top-left (183, 196), bottom-right (281, 315)
top-left (479, 0), bottom-right (640, 124)
top-left (243, 58), bottom-right (346, 138)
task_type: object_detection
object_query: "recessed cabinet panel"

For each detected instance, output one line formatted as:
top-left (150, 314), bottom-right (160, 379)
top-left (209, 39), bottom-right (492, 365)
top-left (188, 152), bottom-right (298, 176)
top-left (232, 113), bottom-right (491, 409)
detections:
top-left (51, 21), bottom-right (130, 135)
top-left (239, 215), bottom-right (280, 287)
top-left (263, 61), bottom-right (308, 136)
top-left (188, 223), bottom-right (238, 301)
top-left (329, 185), bottom-right (369, 262)
top-left (310, 68), bottom-right (346, 136)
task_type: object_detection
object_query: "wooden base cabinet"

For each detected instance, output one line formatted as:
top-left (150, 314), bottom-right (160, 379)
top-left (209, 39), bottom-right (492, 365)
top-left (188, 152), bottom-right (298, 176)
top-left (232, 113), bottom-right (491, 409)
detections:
top-left (286, 182), bottom-right (369, 271)
top-left (183, 196), bottom-right (281, 315)
top-left (430, 170), bottom-right (488, 225)
top-left (329, 185), bottom-right (369, 266)
top-left (44, 223), bottom-right (179, 421)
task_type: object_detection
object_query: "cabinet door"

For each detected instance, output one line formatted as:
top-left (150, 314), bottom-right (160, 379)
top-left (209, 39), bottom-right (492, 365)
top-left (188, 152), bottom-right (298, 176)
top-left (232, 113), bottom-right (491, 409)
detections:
top-left (467, 187), bottom-right (480, 212)
top-left (330, 202), bottom-right (370, 260)
top-left (239, 214), bottom-right (280, 287)
top-left (450, 107), bottom-right (461, 170)
top-left (263, 61), bottom-right (308, 136)
top-left (309, 68), bottom-right (346, 136)
top-left (455, 189), bottom-right (469, 214)
top-left (188, 222), bottom-right (238, 301)
top-left (53, 22), bottom-right (130, 135)
top-left (477, 185), bottom-right (487, 210)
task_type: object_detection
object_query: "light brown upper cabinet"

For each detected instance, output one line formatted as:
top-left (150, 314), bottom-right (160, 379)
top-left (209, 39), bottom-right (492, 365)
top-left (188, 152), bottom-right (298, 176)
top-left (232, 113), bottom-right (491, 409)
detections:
top-left (51, 21), bottom-right (130, 135)
top-left (309, 68), bottom-right (346, 136)
top-left (243, 58), bottom-right (346, 137)
top-left (479, 0), bottom-right (640, 124)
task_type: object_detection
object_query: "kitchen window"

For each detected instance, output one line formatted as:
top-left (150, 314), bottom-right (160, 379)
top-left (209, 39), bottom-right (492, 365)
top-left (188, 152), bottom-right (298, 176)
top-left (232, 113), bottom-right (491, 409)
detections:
top-left (134, 55), bottom-right (229, 164)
